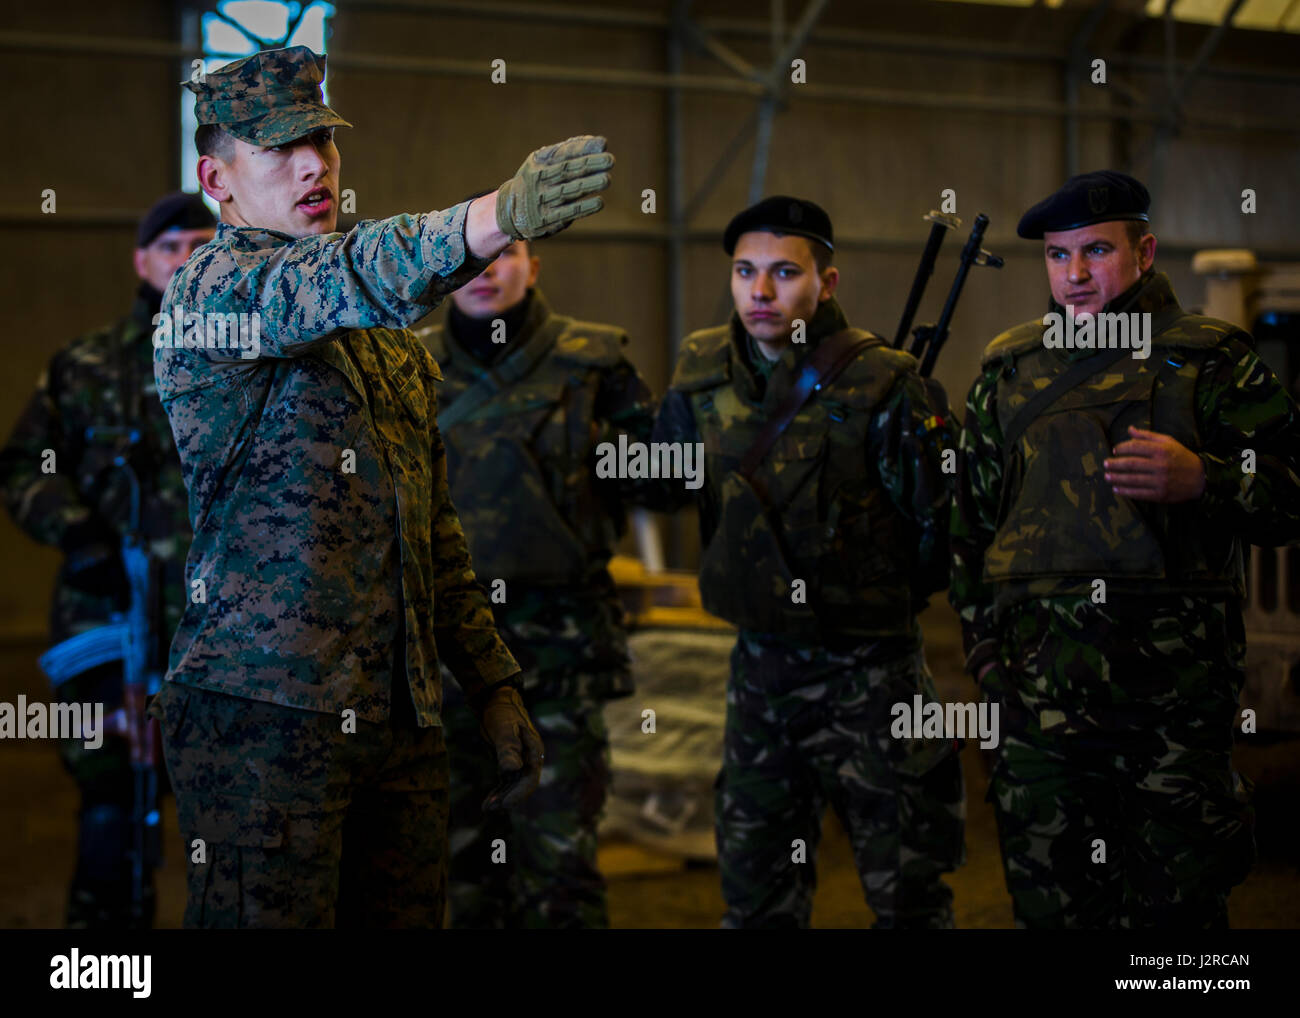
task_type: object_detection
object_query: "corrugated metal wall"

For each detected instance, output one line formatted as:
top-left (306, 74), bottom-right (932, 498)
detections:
top-left (2, 0), bottom-right (1297, 637)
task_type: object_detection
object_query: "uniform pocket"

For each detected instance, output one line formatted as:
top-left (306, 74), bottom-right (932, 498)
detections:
top-left (986, 407), bottom-right (1166, 580)
top-left (449, 434), bottom-right (588, 584)
top-left (185, 792), bottom-right (286, 849)
top-left (390, 352), bottom-right (429, 431)
top-left (698, 469), bottom-right (818, 636)
top-left (182, 793), bottom-right (292, 929)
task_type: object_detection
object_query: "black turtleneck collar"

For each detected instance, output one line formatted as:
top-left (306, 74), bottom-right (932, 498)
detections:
top-left (448, 289), bottom-right (535, 365)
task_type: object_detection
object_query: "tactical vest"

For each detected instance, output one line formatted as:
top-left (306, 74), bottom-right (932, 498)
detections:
top-left (674, 325), bottom-right (918, 640)
top-left (421, 309), bottom-right (628, 586)
top-left (982, 306), bottom-right (1247, 611)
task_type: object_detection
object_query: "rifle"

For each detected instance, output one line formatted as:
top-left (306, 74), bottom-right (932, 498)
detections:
top-left (894, 210), bottom-right (960, 348)
top-left (897, 212), bottom-right (1004, 378)
top-left (38, 425), bottom-right (164, 927)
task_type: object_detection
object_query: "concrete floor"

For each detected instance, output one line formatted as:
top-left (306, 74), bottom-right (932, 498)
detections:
top-left (1, 600), bottom-right (1297, 928)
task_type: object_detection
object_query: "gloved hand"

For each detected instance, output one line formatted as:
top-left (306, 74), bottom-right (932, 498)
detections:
top-left (495, 135), bottom-right (614, 241)
top-left (477, 684), bottom-right (545, 811)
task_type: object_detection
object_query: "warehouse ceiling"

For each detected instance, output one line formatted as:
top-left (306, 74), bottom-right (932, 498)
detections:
top-left (934, 0), bottom-right (1300, 32)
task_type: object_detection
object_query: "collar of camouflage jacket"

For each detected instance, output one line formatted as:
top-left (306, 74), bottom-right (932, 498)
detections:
top-left (1044, 269), bottom-right (1180, 362)
top-left (729, 294), bottom-right (850, 407)
top-left (441, 286), bottom-right (551, 369)
top-left (1046, 268), bottom-right (1178, 321)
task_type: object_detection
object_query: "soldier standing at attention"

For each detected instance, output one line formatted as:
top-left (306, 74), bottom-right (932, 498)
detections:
top-left (0, 192), bottom-right (214, 928)
top-left (150, 44), bottom-right (614, 928)
top-left (951, 170), bottom-right (1300, 928)
top-left (413, 217), bottom-right (656, 928)
top-left (646, 196), bottom-right (966, 928)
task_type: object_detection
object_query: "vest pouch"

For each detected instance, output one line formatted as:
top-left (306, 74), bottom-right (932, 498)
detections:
top-left (445, 432), bottom-right (589, 585)
top-left (698, 469), bottom-right (820, 637)
top-left (985, 401), bottom-right (1167, 582)
top-left (817, 483), bottom-right (913, 632)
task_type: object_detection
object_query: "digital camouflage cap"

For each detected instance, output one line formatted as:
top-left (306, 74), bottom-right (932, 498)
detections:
top-left (183, 45), bottom-right (351, 147)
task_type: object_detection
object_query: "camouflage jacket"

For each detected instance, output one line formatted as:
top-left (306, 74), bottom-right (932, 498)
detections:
top-left (647, 296), bottom-right (956, 645)
top-left (0, 288), bottom-right (190, 646)
top-left (951, 271), bottom-right (1300, 677)
top-left (413, 287), bottom-right (656, 699)
top-left (154, 205), bottom-right (521, 725)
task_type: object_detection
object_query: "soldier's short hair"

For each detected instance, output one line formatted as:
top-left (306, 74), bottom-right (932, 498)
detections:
top-left (770, 232), bottom-right (832, 274)
top-left (1125, 220), bottom-right (1152, 249)
top-left (195, 124), bottom-right (237, 163)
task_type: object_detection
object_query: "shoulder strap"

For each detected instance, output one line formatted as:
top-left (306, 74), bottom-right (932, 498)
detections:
top-left (436, 318), bottom-right (563, 431)
top-left (999, 306), bottom-right (1188, 453)
top-left (739, 328), bottom-right (880, 483)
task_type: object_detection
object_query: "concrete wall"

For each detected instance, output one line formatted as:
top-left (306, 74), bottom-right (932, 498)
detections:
top-left (2, 0), bottom-right (1298, 638)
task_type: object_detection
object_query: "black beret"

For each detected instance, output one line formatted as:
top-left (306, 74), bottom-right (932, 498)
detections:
top-left (1016, 170), bottom-right (1150, 239)
top-left (136, 192), bottom-right (216, 248)
top-left (723, 195), bottom-right (834, 255)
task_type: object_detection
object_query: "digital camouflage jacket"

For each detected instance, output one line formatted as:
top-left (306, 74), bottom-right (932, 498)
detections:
top-left (154, 205), bottom-right (521, 725)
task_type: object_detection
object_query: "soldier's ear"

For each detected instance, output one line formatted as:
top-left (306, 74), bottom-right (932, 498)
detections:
top-left (819, 265), bottom-right (839, 300)
top-left (527, 255), bottom-right (540, 287)
top-left (196, 154), bottom-right (232, 204)
top-left (1137, 232), bottom-right (1157, 272)
top-left (132, 248), bottom-right (149, 282)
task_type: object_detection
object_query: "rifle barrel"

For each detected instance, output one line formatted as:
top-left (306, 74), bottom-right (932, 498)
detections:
top-left (919, 213), bottom-right (992, 378)
top-left (894, 213), bottom-right (958, 348)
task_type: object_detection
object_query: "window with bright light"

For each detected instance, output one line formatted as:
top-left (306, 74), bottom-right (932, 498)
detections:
top-left (181, 1), bottom-right (337, 205)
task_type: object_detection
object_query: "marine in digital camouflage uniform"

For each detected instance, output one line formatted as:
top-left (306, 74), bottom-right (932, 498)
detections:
top-left (412, 235), bottom-right (655, 928)
top-left (149, 45), bottom-right (614, 928)
top-left (0, 193), bottom-right (214, 927)
top-left (951, 171), bottom-right (1300, 929)
top-left (644, 197), bottom-right (966, 929)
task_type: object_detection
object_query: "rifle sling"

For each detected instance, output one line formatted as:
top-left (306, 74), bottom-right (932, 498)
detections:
top-left (739, 328), bottom-right (880, 488)
top-left (999, 307), bottom-right (1187, 455)
top-left (436, 319), bottom-right (562, 431)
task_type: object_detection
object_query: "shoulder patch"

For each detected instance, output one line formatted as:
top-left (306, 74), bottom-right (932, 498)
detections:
top-left (670, 325), bottom-right (731, 393)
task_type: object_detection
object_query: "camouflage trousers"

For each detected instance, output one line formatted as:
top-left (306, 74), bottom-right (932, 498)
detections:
top-left (984, 596), bottom-right (1256, 929)
top-left (442, 678), bottom-right (611, 928)
top-left (152, 679), bottom-right (449, 928)
top-left (717, 632), bottom-right (966, 928)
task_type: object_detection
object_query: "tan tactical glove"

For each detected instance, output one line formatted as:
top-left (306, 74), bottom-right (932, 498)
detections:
top-left (495, 135), bottom-right (614, 241)
top-left (477, 684), bottom-right (545, 811)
